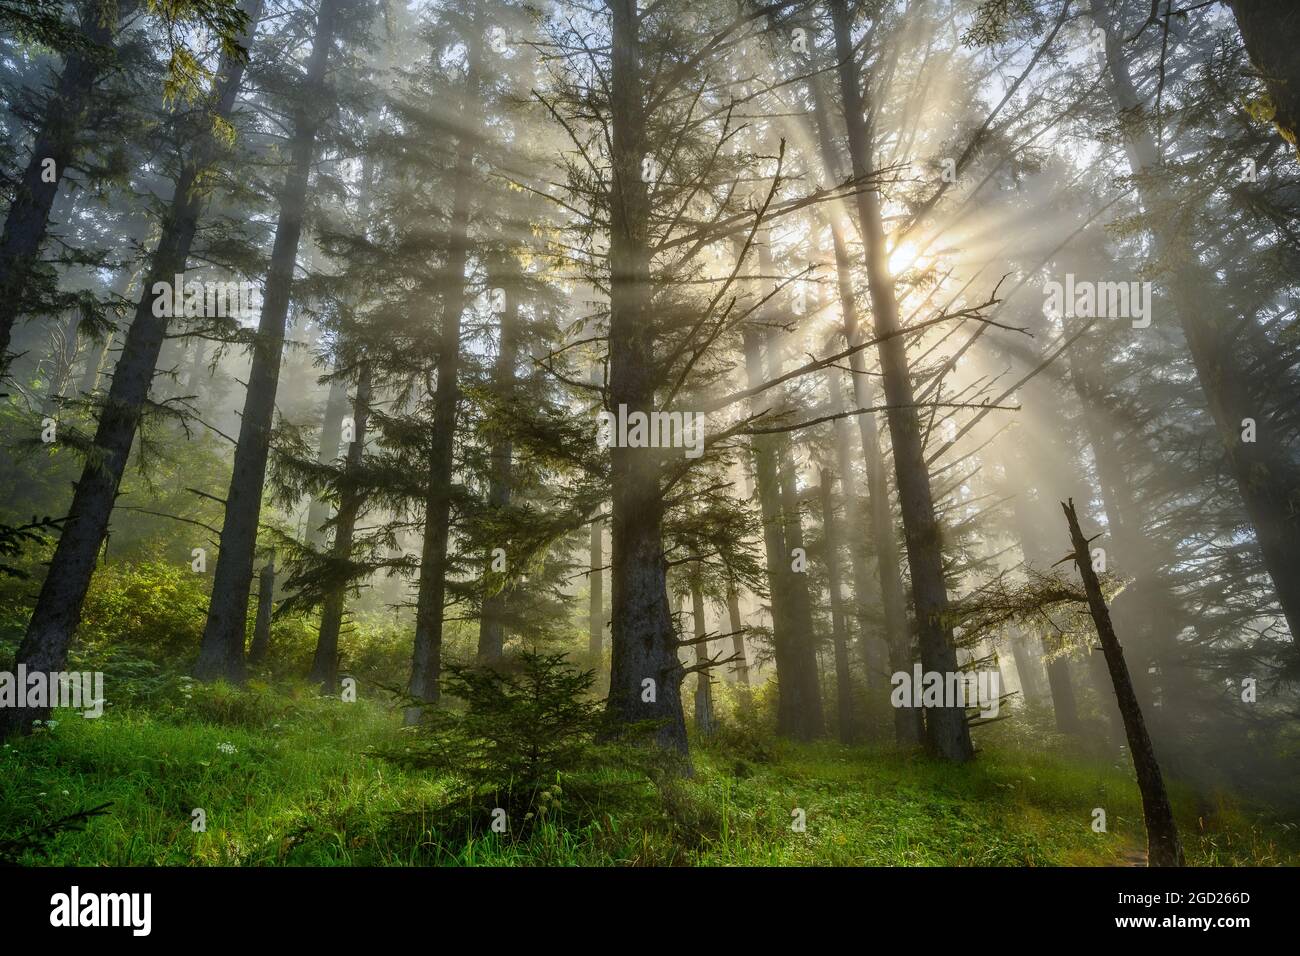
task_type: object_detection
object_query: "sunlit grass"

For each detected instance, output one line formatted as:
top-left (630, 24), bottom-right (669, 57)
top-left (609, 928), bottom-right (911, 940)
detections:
top-left (1, 700), bottom-right (1295, 867)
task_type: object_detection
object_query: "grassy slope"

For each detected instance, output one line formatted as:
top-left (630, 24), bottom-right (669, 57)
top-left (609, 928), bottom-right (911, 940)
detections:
top-left (1, 696), bottom-right (1295, 866)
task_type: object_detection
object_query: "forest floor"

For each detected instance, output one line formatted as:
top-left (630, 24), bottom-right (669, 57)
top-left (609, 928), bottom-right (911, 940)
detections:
top-left (1, 690), bottom-right (1296, 867)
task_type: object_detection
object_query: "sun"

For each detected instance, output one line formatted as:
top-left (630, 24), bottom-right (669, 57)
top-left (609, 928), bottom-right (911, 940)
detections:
top-left (888, 239), bottom-right (922, 276)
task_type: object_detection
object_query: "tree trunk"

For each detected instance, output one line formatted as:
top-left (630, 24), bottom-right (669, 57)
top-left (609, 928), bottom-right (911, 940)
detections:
top-left (310, 363), bottom-right (371, 692)
top-left (1006, 627), bottom-right (1046, 706)
top-left (819, 469), bottom-right (855, 744)
top-left (305, 374), bottom-right (349, 548)
top-left (1227, 0), bottom-right (1300, 155)
top-left (725, 582), bottom-right (749, 687)
top-left (740, 305), bottom-right (819, 740)
top-left (691, 580), bottom-right (714, 736)
top-left (0, 1), bottom-right (263, 739)
top-left (248, 553), bottom-right (275, 666)
top-left (408, 24), bottom-right (482, 708)
top-left (830, 0), bottom-right (972, 761)
top-left (1062, 499), bottom-right (1184, 867)
top-left (602, 0), bottom-right (688, 755)
top-left (197, 0), bottom-right (341, 684)
top-left (774, 423), bottom-right (825, 739)
top-left (587, 360), bottom-right (606, 665)
top-left (0, 0), bottom-right (134, 370)
top-left (588, 517), bottom-right (604, 662)
top-left (1003, 448), bottom-right (1082, 735)
top-left (185, 337), bottom-right (209, 399)
top-left (809, 31), bottom-right (919, 747)
top-left (477, 272), bottom-right (520, 664)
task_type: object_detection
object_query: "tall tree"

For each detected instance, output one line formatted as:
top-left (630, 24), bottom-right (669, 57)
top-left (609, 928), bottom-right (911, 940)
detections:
top-left (0, 0), bottom-right (263, 738)
top-left (308, 361), bottom-right (371, 690)
top-left (407, 13), bottom-right (483, 707)
top-left (829, 0), bottom-right (973, 761)
top-left (196, 0), bottom-right (349, 682)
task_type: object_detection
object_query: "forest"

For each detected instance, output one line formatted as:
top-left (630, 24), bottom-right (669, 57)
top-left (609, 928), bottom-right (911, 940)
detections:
top-left (0, 0), bottom-right (1297, 875)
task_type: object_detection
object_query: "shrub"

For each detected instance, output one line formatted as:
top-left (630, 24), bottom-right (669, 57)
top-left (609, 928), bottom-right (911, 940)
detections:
top-left (379, 651), bottom-right (657, 833)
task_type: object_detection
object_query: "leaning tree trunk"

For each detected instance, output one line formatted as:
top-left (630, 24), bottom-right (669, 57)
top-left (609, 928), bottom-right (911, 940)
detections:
top-left (407, 27), bottom-right (481, 709)
top-left (196, 0), bottom-right (342, 684)
top-left (477, 270), bottom-right (520, 664)
top-left (0, 1), bottom-right (263, 739)
top-left (819, 468), bottom-right (855, 744)
top-left (310, 363), bottom-right (371, 692)
top-left (1227, 0), bottom-right (1300, 156)
top-left (0, 0), bottom-right (136, 370)
top-left (602, 0), bottom-right (688, 755)
top-left (248, 553), bottom-right (275, 666)
top-left (830, 0), bottom-right (971, 761)
top-left (1062, 499), bottom-right (1184, 867)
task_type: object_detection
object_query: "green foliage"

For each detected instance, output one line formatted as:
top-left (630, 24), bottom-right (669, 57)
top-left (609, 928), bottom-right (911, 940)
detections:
top-left (381, 652), bottom-right (643, 813)
top-left (961, 0), bottom-right (1040, 47)
top-left (0, 515), bottom-right (61, 580)
top-left (73, 558), bottom-right (210, 665)
top-left (0, 802), bottom-right (112, 867)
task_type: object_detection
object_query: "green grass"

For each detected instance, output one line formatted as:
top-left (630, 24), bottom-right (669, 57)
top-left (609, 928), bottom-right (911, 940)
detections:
top-left (2, 693), bottom-right (1296, 866)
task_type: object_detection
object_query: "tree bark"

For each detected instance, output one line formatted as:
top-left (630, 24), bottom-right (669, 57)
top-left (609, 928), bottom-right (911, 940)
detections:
top-left (305, 374), bottom-right (349, 549)
top-left (477, 272), bottom-right (520, 664)
top-left (310, 363), bottom-right (371, 692)
top-left (588, 517), bottom-right (604, 662)
top-left (819, 468), bottom-right (855, 744)
top-left (830, 0), bottom-right (972, 761)
top-left (809, 27), bottom-right (918, 746)
top-left (408, 22), bottom-right (482, 708)
top-left (1227, 0), bottom-right (1300, 155)
top-left (197, 0), bottom-right (341, 683)
top-left (725, 582), bottom-right (749, 687)
top-left (587, 359), bottom-right (606, 666)
top-left (691, 579), bottom-right (715, 736)
top-left (248, 552), bottom-right (275, 666)
top-left (774, 423), bottom-right (825, 739)
top-left (1062, 499), bottom-right (1184, 867)
top-left (740, 300), bottom-right (820, 739)
top-left (0, 0), bottom-right (263, 739)
top-left (602, 0), bottom-right (688, 755)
